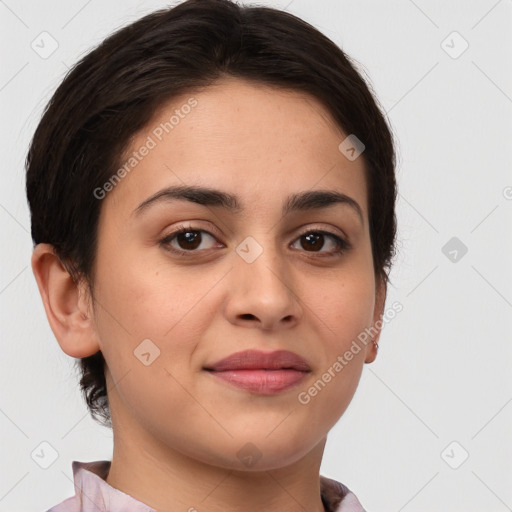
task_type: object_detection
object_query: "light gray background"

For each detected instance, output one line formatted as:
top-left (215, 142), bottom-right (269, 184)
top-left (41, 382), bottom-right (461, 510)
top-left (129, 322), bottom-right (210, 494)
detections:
top-left (1, 0), bottom-right (511, 511)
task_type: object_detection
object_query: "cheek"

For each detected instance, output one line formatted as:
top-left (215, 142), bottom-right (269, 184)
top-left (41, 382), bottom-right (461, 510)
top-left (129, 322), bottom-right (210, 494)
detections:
top-left (93, 246), bottom-right (193, 335)
top-left (312, 266), bottom-right (376, 341)
top-left (91, 248), bottom-right (224, 383)
top-left (91, 259), bottom-right (213, 426)
top-left (299, 270), bottom-right (375, 413)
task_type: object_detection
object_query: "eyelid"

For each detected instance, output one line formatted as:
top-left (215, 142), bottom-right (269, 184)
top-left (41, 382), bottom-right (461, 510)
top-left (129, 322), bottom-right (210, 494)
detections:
top-left (162, 222), bottom-right (348, 243)
top-left (162, 221), bottom-right (222, 240)
top-left (294, 222), bottom-right (348, 240)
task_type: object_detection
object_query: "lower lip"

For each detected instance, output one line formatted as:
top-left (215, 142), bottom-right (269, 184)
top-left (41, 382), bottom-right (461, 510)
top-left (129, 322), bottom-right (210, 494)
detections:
top-left (206, 369), bottom-right (309, 395)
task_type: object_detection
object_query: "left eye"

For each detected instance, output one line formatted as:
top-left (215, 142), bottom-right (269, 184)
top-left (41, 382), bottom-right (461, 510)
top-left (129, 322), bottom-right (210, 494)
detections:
top-left (291, 230), bottom-right (349, 255)
top-left (160, 226), bottom-right (349, 256)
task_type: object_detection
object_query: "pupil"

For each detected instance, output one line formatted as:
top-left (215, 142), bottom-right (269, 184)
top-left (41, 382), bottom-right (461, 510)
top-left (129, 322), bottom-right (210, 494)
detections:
top-left (178, 231), bottom-right (201, 250)
top-left (303, 233), bottom-right (322, 251)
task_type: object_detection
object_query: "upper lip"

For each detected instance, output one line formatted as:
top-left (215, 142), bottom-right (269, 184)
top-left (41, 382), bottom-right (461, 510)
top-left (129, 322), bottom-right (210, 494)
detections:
top-left (204, 349), bottom-right (311, 372)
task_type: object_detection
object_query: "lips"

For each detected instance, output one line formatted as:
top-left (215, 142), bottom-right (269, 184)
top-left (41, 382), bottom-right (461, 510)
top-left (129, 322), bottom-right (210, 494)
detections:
top-left (204, 349), bottom-right (311, 395)
top-left (204, 349), bottom-right (311, 372)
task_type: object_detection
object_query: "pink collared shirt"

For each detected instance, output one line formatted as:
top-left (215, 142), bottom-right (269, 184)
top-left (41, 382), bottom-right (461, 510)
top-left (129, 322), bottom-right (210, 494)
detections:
top-left (45, 460), bottom-right (366, 512)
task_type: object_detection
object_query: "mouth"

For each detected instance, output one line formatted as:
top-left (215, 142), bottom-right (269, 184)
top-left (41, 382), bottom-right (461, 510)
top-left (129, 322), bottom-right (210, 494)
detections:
top-left (203, 349), bottom-right (311, 395)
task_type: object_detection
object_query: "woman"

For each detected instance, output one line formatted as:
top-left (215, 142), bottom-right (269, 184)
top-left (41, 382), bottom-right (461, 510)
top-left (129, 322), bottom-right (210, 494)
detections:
top-left (27, 0), bottom-right (397, 510)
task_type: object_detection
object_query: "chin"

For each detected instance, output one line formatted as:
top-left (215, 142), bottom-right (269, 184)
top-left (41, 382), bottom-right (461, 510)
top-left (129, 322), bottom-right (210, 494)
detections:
top-left (196, 430), bottom-right (322, 472)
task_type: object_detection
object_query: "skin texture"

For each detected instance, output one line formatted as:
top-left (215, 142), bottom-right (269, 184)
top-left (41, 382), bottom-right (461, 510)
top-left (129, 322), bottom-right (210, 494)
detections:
top-left (32, 77), bottom-right (386, 512)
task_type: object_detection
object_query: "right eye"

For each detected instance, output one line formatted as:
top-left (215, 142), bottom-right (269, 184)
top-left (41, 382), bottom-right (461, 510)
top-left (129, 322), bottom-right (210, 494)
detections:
top-left (159, 225), bottom-right (223, 255)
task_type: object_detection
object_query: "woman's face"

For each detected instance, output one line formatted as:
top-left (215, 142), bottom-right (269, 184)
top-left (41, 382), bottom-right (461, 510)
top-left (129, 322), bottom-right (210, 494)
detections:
top-left (88, 77), bottom-right (384, 470)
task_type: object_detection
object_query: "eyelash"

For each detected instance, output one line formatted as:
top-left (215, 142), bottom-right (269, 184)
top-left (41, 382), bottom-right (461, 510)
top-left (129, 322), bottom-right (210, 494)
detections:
top-left (159, 223), bottom-right (351, 258)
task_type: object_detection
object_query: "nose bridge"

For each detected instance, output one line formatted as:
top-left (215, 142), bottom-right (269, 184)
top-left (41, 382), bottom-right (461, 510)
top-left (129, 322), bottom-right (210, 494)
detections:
top-left (235, 233), bottom-right (287, 290)
top-left (228, 233), bottom-right (301, 327)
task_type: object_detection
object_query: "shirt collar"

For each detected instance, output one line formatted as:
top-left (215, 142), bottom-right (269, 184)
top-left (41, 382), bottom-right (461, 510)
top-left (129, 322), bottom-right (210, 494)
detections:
top-left (70, 460), bottom-right (155, 512)
top-left (67, 460), bottom-right (365, 512)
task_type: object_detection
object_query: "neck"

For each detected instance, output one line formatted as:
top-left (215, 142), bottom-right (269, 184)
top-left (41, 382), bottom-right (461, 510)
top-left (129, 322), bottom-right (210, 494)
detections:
top-left (105, 422), bottom-right (327, 512)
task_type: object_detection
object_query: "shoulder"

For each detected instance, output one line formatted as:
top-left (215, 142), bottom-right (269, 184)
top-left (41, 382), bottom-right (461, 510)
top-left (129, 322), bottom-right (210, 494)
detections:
top-left (320, 475), bottom-right (367, 512)
top-left (43, 495), bottom-right (79, 512)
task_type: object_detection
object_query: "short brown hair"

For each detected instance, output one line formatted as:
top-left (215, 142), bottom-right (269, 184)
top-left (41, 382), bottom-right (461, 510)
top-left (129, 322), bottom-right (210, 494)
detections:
top-left (26, 0), bottom-right (397, 428)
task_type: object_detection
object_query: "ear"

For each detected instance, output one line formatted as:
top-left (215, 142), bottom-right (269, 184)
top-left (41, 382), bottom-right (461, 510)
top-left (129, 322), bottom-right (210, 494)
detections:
top-left (31, 243), bottom-right (101, 358)
top-left (364, 276), bottom-right (387, 364)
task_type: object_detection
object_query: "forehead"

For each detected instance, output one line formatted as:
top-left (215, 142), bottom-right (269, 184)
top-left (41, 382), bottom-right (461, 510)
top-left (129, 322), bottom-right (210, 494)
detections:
top-left (102, 77), bottom-right (368, 223)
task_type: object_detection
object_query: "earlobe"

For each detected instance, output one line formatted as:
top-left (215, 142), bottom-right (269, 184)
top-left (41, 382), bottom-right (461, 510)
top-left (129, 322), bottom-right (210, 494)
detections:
top-left (31, 243), bottom-right (101, 358)
top-left (364, 277), bottom-right (387, 364)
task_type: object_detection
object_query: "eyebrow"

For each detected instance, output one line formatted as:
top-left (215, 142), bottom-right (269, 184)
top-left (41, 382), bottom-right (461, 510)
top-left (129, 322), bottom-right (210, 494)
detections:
top-left (133, 185), bottom-right (364, 225)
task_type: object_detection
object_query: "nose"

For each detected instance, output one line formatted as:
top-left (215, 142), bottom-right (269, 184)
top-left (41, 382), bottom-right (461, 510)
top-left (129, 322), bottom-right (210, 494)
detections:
top-left (223, 239), bottom-right (303, 331)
